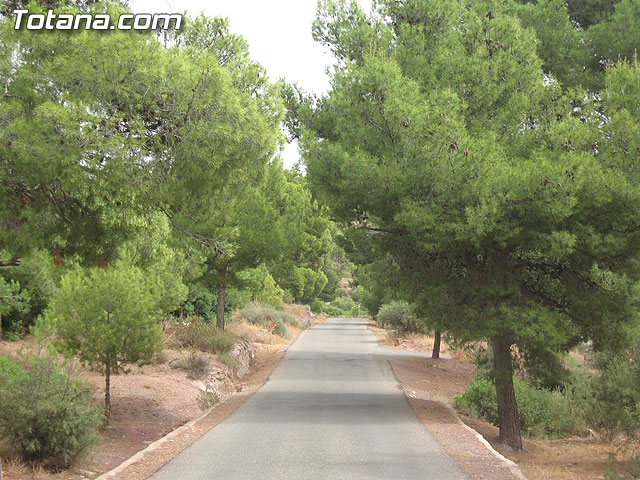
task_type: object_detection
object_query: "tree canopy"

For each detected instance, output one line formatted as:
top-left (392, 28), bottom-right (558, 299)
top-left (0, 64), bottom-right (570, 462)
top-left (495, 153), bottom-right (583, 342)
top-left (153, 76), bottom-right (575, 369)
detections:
top-left (296, 0), bottom-right (640, 450)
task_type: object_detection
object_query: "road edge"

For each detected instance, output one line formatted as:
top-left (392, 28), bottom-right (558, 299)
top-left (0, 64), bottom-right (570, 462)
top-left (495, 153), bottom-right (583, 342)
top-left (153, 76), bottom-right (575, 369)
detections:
top-left (95, 348), bottom-right (284, 480)
top-left (94, 317), bottom-right (325, 480)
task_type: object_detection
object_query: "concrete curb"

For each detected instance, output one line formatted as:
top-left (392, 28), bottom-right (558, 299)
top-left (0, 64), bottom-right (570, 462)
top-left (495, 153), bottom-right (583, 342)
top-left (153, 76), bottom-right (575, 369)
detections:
top-left (95, 394), bottom-right (230, 480)
top-left (94, 317), bottom-right (324, 480)
top-left (438, 402), bottom-right (528, 480)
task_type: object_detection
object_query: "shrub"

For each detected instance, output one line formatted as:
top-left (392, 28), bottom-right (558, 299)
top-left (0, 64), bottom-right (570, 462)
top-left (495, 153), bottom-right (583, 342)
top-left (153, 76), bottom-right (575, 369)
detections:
top-left (278, 311), bottom-right (298, 327)
top-left (454, 379), bottom-right (498, 425)
top-left (238, 303), bottom-right (293, 338)
top-left (0, 355), bottom-right (100, 469)
top-left (322, 304), bottom-right (344, 317)
top-left (238, 303), bottom-right (280, 325)
top-left (175, 317), bottom-right (235, 355)
top-left (454, 378), bottom-right (582, 437)
top-left (197, 388), bottom-right (220, 411)
top-left (309, 299), bottom-right (325, 314)
top-left (181, 284), bottom-right (218, 320)
top-left (335, 287), bottom-right (349, 298)
top-left (272, 321), bottom-right (290, 339)
top-left (583, 345), bottom-right (640, 441)
top-left (331, 296), bottom-right (356, 312)
top-left (376, 301), bottom-right (423, 333)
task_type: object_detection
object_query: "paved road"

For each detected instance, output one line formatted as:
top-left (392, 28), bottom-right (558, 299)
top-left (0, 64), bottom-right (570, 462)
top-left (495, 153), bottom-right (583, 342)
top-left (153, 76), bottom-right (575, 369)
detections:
top-left (149, 318), bottom-right (470, 480)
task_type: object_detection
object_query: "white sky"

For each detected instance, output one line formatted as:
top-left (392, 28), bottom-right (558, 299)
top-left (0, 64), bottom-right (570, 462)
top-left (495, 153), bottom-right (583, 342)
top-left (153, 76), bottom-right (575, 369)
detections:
top-left (129, 0), bottom-right (372, 168)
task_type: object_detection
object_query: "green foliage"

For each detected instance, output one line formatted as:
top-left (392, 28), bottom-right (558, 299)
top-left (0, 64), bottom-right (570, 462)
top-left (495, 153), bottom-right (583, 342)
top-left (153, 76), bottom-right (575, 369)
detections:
top-left (309, 299), bottom-right (325, 314)
top-left (272, 321), bottom-right (290, 339)
top-left (236, 265), bottom-right (284, 307)
top-left (174, 317), bottom-right (235, 355)
top-left (376, 301), bottom-right (423, 334)
top-left (119, 215), bottom-right (189, 316)
top-left (0, 3), bottom-right (282, 267)
top-left (182, 284), bottom-right (218, 320)
top-left (0, 249), bottom-right (58, 335)
top-left (0, 276), bottom-right (29, 336)
top-left (0, 355), bottom-right (100, 469)
top-left (238, 303), bottom-right (281, 325)
top-left (301, 0), bottom-right (640, 448)
top-left (583, 336), bottom-right (640, 441)
top-left (454, 379), bottom-right (584, 437)
top-left (278, 311), bottom-right (298, 327)
top-left (331, 295), bottom-right (356, 312)
top-left (39, 262), bottom-right (163, 415)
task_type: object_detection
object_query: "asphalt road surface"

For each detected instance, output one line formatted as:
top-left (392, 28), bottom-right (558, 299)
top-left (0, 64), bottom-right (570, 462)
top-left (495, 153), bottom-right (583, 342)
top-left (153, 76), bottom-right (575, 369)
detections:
top-left (149, 318), bottom-right (470, 480)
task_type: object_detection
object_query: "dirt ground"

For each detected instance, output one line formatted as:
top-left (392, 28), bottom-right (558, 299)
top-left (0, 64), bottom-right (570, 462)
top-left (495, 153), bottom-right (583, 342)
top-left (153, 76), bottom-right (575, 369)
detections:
top-left (369, 323), bottom-right (640, 480)
top-left (0, 305), bottom-right (322, 480)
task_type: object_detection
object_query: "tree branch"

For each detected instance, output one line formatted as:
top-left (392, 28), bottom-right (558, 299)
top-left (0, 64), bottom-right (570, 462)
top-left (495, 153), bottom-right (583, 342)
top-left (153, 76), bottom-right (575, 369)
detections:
top-left (0, 258), bottom-right (20, 267)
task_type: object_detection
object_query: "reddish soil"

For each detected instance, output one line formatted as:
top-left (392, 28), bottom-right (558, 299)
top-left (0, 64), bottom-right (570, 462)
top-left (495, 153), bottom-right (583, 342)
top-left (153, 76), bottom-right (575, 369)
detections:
top-left (0, 305), bottom-right (322, 480)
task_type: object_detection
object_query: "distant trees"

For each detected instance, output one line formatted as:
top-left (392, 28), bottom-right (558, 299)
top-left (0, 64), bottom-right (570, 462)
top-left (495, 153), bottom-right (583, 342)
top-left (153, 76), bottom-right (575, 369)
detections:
top-left (296, 0), bottom-right (640, 451)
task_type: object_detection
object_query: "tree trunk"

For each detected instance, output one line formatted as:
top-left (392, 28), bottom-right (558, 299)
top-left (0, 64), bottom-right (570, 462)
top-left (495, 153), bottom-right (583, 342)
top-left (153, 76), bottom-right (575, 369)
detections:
top-left (432, 330), bottom-right (441, 359)
top-left (216, 265), bottom-right (227, 330)
top-left (492, 333), bottom-right (522, 451)
top-left (104, 362), bottom-right (111, 422)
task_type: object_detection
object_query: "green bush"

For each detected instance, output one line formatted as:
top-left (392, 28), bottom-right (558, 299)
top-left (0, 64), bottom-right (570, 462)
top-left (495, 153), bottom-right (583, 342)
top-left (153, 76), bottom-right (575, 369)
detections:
top-left (584, 345), bottom-right (640, 440)
top-left (236, 265), bottom-right (284, 307)
top-left (376, 301), bottom-right (423, 333)
top-left (272, 320), bottom-right (290, 339)
top-left (454, 378), bottom-right (583, 437)
top-left (309, 299), bottom-right (325, 314)
top-left (175, 317), bottom-right (235, 354)
top-left (0, 355), bottom-right (101, 469)
top-left (278, 311), bottom-right (298, 327)
top-left (454, 379), bottom-right (498, 424)
top-left (331, 296), bottom-right (356, 312)
top-left (322, 304), bottom-right (345, 317)
top-left (181, 284), bottom-right (218, 320)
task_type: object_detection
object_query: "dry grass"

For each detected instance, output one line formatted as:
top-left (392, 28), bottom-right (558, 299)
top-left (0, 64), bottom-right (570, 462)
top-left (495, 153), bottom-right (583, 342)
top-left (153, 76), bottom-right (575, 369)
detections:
top-left (0, 452), bottom-right (54, 479)
top-left (379, 330), bottom-right (640, 480)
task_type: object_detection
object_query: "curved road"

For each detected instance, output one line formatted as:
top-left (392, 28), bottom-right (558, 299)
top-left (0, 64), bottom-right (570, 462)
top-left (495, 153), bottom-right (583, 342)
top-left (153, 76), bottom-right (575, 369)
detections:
top-left (149, 318), bottom-right (470, 480)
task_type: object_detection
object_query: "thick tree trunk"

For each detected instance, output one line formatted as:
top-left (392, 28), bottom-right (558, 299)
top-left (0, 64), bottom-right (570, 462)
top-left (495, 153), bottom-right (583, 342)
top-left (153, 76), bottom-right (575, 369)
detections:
top-left (216, 265), bottom-right (227, 330)
top-left (104, 362), bottom-right (111, 422)
top-left (432, 330), bottom-right (441, 359)
top-left (492, 334), bottom-right (522, 451)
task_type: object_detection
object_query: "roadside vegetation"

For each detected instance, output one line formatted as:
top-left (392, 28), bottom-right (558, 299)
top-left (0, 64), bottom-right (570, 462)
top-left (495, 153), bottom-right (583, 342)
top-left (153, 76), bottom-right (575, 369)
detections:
top-left (0, 3), bottom-right (349, 475)
top-left (293, 0), bottom-right (640, 463)
top-left (1, 0), bottom-right (640, 477)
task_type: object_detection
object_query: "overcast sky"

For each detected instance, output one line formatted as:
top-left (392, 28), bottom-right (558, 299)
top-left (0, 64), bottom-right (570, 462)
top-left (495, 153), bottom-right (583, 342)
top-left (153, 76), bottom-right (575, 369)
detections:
top-left (129, 0), bottom-right (372, 168)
